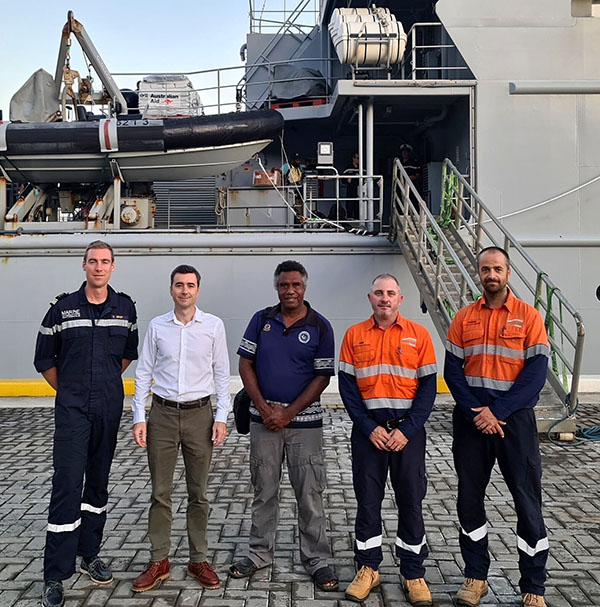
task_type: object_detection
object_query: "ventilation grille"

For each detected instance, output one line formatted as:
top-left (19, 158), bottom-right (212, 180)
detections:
top-left (153, 178), bottom-right (217, 228)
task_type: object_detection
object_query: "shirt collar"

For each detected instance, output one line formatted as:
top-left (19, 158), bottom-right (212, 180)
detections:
top-left (168, 306), bottom-right (203, 326)
top-left (368, 312), bottom-right (404, 330)
top-left (265, 300), bottom-right (318, 326)
top-left (478, 287), bottom-right (515, 312)
top-left (78, 282), bottom-right (117, 307)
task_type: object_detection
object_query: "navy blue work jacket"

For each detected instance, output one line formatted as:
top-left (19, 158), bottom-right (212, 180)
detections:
top-left (34, 282), bottom-right (138, 424)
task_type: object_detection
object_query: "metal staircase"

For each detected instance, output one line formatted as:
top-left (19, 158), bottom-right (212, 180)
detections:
top-left (390, 158), bottom-right (585, 434)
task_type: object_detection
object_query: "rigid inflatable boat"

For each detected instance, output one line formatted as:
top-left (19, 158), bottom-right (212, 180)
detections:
top-left (0, 109), bottom-right (284, 183)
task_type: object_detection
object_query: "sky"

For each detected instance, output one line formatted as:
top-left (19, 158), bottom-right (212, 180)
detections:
top-left (0, 0), bottom-right (254, 117)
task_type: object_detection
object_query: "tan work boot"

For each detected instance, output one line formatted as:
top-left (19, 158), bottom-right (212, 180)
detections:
top-left (345, 565), bottom-right (380, 602)
top-left (403, 577), bottom-right (433, 606)
top-left (522, 593), bottom-right (546, 607)
top-left (456, 578), bottom-right (489, 606)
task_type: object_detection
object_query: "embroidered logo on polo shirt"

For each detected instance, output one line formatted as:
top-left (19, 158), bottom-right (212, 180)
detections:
top-left (61, 309), bottom-right (81, 319)
top-left (263, 323), bottom-right (271, 332)
top-left (298, 330), bottom-right (311, 344)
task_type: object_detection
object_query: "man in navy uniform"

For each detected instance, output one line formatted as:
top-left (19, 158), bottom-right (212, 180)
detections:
top-left (34, 240), bottom-right (138, 607)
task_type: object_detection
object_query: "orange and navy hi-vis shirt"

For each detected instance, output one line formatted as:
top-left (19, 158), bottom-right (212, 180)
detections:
top-left (338, 314), bottom-right (437, 439)
top-left (444, 288), bottom-right (550, 421)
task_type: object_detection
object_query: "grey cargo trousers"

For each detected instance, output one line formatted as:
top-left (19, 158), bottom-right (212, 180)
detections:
top-left (247, 421), bottom-right (331, 574)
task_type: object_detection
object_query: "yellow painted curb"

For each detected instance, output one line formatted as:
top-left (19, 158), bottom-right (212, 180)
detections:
top-left (1, 378), bottom-right (449, 397)
top-left (0, 378), bottom-right (136, 397)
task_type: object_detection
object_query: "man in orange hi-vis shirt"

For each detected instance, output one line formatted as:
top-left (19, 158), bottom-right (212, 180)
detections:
top-left (445, 246), bottom-right (550, 607)
top-left (339, 274), bottom-right (437, 606)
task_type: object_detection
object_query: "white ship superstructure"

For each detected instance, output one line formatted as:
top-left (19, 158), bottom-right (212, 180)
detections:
top-left (1, 1), bottom-right (597, 434)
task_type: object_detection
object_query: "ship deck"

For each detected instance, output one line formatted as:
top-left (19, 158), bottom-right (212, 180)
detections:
top-left (1, 395), bottom-right (599, 607)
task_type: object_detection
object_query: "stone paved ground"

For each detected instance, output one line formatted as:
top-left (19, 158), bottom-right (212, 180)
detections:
top-left (1, 395), bottom-right (600, 607)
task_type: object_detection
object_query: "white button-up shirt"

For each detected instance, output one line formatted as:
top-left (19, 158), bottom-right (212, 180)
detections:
top-left (132, 307), bottom-right (231, 424)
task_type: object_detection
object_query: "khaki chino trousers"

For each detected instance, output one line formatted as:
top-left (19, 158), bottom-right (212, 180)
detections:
top-left (147, 399), bottom-right (213, 562)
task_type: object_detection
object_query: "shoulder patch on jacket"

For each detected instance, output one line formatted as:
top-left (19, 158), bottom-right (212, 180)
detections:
top-left (118, 291), bottom-right (136, 305)
top-left (50, 292), bottom-right (69, 306)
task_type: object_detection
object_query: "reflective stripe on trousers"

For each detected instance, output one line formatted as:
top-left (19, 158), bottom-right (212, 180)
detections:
top-left (453, 407), bottom-right (548, 596)
top-left (44, 415), bottom-right (120, 581)
top-left (351, 425), bottom-right (428, 579)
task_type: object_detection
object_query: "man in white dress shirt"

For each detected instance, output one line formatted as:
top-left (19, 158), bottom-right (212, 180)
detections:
top-left (131, 264), bottom-right (230, 592)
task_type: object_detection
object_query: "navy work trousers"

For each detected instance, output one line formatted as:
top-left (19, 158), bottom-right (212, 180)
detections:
top-left (453, 406), bottom-right (548, 595)
top-left (351, 425), bottom-right (428, 578)
top-left (44, 416), bottom-right (120, 581)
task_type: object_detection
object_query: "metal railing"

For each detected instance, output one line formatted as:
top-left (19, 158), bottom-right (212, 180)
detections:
top-left (239, 57), bottom-right (336, 111)
top-left (244, 0), bottom-right (319, 107)
top-left (249, 0), bottom-right (319, 34)
top-left (301, 172), bottom-right (384, 232)
top-left (399, 23), bottom-right (474, 80)
top-left (438, 159), bottom-right (585, 413)
top-left (110, 21), bottom-right (474, 116)
top-left (113, 57), bottom-right (337, 115)
top-left (390, 158), bottom-right (480, 340)
top-left (225, 173), bottom-right (385, 232)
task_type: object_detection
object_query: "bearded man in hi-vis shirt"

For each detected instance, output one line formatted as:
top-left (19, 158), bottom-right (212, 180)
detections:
top-left (445, 246), bottom-right (550, 607)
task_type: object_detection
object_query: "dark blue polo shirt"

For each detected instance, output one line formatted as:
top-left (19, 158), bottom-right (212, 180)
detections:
top-left (238, 301), bottom-right (335, 428)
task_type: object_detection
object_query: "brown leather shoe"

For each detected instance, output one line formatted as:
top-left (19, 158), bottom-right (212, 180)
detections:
top-left (188, 561), bottom-right (221, 589)
top-left (132, 558), bottom-right (170, 592)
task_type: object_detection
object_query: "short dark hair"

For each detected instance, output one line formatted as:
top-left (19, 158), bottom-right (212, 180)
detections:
top-left (371, 273), bottom-right (399, 286)
top-left (274, 260), bottom-right (308, 288)
top-left (84, 240), bottom-right (114, 262)
top-left (477, 246), bottom-right (510, 268)
top-left (170, 264), bottom-right (201, 287)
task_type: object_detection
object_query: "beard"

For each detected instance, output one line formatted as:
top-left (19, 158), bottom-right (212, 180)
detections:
top-left (483, 280), bottom-right (505, 294)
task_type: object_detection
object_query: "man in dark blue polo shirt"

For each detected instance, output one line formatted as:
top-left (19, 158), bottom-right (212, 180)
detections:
top-left (229, 260), bottom-right (338, 592)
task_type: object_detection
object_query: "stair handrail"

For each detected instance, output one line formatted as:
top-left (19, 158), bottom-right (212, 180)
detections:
top-left (390, 158), bottom-right (480, 338)
top-left (439, 158), bottom-right (585, 412)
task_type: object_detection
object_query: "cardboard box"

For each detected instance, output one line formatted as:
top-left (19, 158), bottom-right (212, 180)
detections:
top-left (138, 75), bottom-right (203, 118)
top-left (253, 170), bottom-right (281, 187)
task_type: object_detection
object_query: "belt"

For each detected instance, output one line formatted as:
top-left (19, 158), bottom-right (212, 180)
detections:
top-left (152, 394), bottom-right (210, 409)
top-left (384, 418), bottom-right (403, 430)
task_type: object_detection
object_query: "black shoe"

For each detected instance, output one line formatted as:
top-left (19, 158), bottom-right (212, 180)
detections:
top-left (42, 580), bottom-right (64, 607)
top-left (80, 555), bottom-right (113, 584)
